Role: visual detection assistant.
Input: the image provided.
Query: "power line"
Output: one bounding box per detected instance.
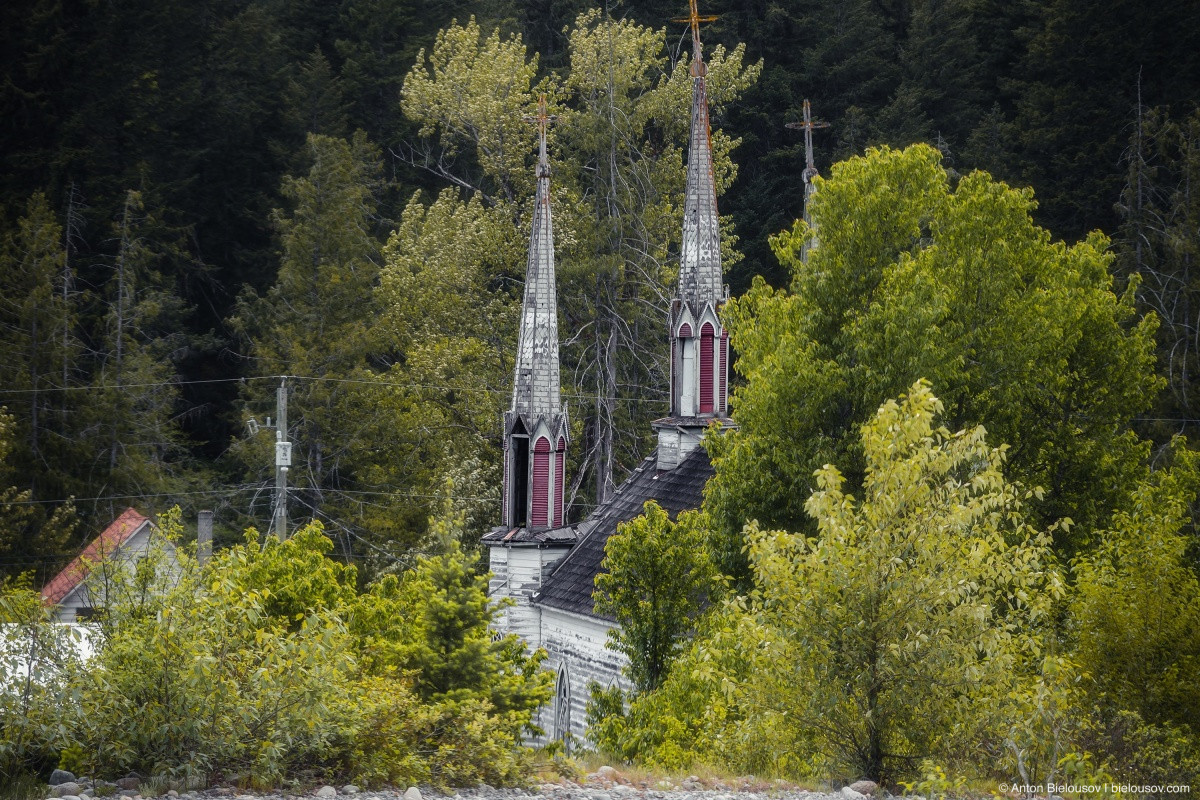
[0,373,670,406]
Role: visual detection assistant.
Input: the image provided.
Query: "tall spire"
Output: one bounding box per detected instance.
[656,2,731,471]
[786,99,829,261]
[512,95,561,417]
[677,0,723,310]
[503,95,569,531]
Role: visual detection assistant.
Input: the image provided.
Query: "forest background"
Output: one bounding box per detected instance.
[2,0,1200,583]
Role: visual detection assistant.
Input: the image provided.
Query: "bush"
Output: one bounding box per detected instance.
[27,510,552,788]
[0,576,89,782]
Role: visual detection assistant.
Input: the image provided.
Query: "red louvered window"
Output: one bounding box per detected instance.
[554,437,566,527]
[719,329,729,413]
[700,322,715,413]
[678,322,692,338]
[532,437,550,527]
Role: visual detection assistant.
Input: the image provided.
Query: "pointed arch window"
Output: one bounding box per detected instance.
[531,436,551,527]
[699,322,715,413]
[555,662,572,749]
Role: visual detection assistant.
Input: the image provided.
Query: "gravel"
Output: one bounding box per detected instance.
[67,782,890,800]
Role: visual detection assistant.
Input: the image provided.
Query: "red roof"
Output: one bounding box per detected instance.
[41,508,150,605]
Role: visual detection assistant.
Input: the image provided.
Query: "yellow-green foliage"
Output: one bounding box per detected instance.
[593,382,1067,783]
[2,512,550,788]
[1071,446,1200,728]
[594,503,719,693]
[0,575,88,780]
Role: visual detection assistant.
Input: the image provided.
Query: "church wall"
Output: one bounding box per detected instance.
[535,605,628,745]
[488,544,575,650]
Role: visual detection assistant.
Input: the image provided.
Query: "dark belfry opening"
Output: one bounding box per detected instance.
[512,433,530,527]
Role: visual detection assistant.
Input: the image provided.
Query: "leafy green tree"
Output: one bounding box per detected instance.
[68,513,357,784]
[396,12,759,505]
[0,573,88,780]
[350,541,552,720]
[707,143,1160,580]
[741,380,1064,782]
[593,501,718,693]
[1071,445,1200,730]
[590,381,1066,782]
[377,188,523,537]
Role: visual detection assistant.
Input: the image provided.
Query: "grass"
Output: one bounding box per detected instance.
[530,748,823,793]
[0,772,45,800]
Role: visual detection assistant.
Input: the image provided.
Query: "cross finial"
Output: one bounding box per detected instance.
[523,94,556,174]
[673,0,718,75]
[786,99,830,181]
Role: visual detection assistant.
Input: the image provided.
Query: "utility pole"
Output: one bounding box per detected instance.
[274,377,290,540]
[197,510,213,565]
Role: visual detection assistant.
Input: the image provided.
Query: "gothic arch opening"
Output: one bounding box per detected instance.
[510,419,529,527]
[554,662,572,748]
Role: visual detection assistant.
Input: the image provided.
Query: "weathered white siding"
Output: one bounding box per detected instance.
[488,544,573,649]
[536,605,629,746]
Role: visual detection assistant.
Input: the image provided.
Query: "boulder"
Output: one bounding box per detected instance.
[841,788,867,800]
[116,778,141,791]
[51,784,83,798]
[50,771,76,787]
[340,787,360,796]
[315,788,338,799]
[849,781,879,796]
[403,788,423,800]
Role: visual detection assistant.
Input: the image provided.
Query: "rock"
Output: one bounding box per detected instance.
[596,767,619,781]
[849,782,879,796]
[340,787,360,796]
[316,788,338,799]
[404,788,423,800]
[841,788,867,800]
[50,770,77,787]
[116,778,141,791]
[51,784,84,798]
[167,793,179,799]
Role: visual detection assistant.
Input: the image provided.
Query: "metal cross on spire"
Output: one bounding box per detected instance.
[786,99,830,182]
[523,94,557,176]
[673,0,718,74]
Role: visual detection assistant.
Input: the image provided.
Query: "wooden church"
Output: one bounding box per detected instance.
[482,4,739,744]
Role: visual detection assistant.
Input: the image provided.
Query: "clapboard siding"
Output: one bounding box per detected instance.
[536,606,628,744]
[488,544,574,649]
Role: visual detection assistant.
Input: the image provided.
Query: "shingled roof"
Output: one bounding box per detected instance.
[533,446,714,619]
[41,507,150,605]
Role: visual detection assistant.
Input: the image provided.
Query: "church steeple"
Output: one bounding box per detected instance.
[503,95,569,530]
[786,99,829,263]
[658,0,731,470]
[677,0,723,310]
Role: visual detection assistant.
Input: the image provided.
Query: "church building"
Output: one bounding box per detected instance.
[482,5,734,745]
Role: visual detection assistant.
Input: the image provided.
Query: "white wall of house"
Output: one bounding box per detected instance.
[52,526,178,622]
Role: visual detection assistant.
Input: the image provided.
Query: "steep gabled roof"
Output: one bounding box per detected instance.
[533,446,714,619]
[41,507,150,605]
